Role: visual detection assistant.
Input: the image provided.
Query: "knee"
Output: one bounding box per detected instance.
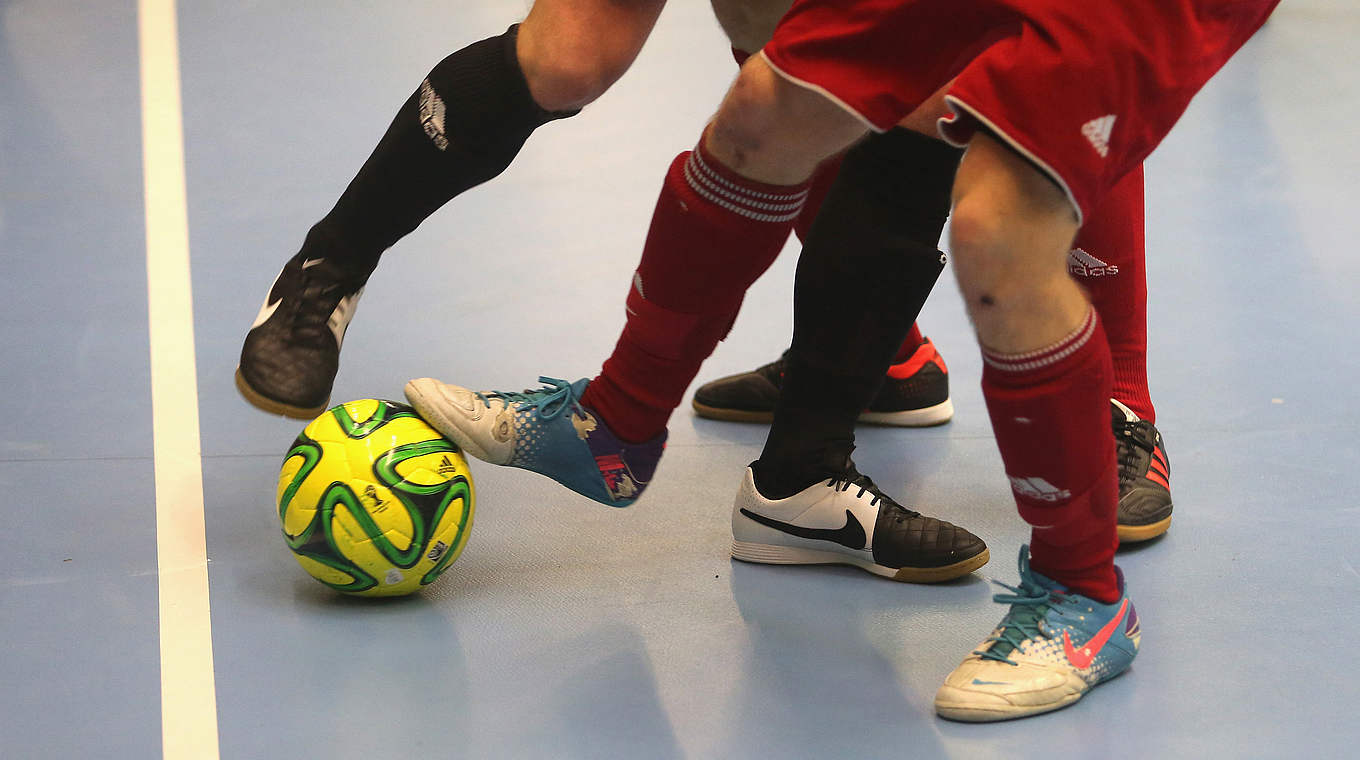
[519,51,627,112]
[516,26,637,111]
[949,190,1017,312]
[708,71,786,172]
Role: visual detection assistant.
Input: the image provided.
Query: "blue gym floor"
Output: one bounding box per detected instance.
[2,1,1357,758]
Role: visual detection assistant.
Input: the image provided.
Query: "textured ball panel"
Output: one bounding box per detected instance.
[277,399,476,597]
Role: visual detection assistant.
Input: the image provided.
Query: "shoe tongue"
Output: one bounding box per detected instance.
[758,356,787,384]
[1024,565,1064,593]
[1015,545,1065,593]
[1110,398,1140,424]
[822,447,855,475]
[569,378,591,398]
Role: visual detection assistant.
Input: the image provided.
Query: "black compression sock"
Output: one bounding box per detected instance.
[305,24,577,271]
[755,129,962,497]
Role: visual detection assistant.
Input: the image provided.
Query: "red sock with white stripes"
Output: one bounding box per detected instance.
[982,307,1120,602]
[1074,166,1153,422]
[581,137,812,443]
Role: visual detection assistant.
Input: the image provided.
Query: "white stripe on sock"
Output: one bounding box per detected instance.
[690,147,811,203]
[682,160,805,223]
[983,308,1098,373]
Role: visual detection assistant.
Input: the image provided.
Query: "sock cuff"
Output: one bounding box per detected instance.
[423,24,576,148]
[681,141,811,223]
[499,24,581,123]
[982,307,1099,374]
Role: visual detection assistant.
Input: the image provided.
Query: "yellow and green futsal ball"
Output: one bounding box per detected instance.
[277,399,475,597]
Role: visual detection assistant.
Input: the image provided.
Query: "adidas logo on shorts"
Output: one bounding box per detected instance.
[1068,247,1120,278]
[1081,114,1116,158]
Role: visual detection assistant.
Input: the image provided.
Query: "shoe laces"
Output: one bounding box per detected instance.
[977,551,1070,665]
[1113,417,1156,487]
[826,471,921,520]
[757,353,789,385]
[474,376,581,420]
[289,262,361,345]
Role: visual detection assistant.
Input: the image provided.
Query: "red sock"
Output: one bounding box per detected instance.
[1072,166,1153,422]
[890,324,926,364]
[982,307,1120,602]
[582,138,812,442]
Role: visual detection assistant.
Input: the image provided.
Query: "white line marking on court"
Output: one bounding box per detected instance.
[138,1,221,757]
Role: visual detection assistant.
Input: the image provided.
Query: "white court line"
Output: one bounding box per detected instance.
[138,1,220,757]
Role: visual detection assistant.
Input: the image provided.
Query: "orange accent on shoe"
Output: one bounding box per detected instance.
[1063,599,1129,669]
[885,337,947,379]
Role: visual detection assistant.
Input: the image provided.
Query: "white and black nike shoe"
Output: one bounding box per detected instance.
[730,466,989,583]
[235,249,371,419]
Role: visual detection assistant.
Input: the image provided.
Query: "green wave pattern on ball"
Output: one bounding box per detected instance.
[278,400,473,593]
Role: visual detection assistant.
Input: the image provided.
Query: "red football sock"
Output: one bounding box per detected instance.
[890,324,926,364]
[582,137,812,442]
[982,307,1120,602]
[1073,166,1153,422]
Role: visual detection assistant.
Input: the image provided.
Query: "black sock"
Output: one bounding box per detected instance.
[754,129,962,499]
[303,24,577,272]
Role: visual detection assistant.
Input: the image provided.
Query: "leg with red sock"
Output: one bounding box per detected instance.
[981,307,1120,601]
[406,136,813,505]
[407,50,872,506]
[1074,166,1174,541]
[691,129,961,427]
[934,134,1139,722]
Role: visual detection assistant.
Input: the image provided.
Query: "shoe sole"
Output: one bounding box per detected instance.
[692,397,954,427]
[935,680,1088,722]
[1117,514,1172,543]
[858,398,954,427]
[730,540,989,583]
[234,367,328,420]
[934,668,1128,722]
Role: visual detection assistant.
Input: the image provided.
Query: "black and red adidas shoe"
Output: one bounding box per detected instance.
[691,338,953,427]
[1112,399,1173,542]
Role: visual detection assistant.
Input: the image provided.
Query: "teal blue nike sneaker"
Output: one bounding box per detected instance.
[405,376,665,507]
[935,545,1141,722]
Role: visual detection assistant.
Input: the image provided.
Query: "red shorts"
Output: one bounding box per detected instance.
[762,0,1278,222]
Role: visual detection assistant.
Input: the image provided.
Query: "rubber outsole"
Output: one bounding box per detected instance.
[730,540,989,584]
[692,397,954,428]
[1116,514,1172,543]
[934,689,1083,723]
[934,667,1129,722]
[234,367,327,420]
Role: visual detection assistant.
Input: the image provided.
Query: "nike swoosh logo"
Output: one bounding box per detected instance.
[301,257,325,269]
[1063,599,1129,669]
[738,508,866,550]
[971,679,1009,686]
[251,298,282,329]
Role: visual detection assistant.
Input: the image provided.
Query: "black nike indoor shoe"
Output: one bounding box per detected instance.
[1112,399,1173,542]
[730,463,988,583]
[235,248,372,419]
[692,338,953,427]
